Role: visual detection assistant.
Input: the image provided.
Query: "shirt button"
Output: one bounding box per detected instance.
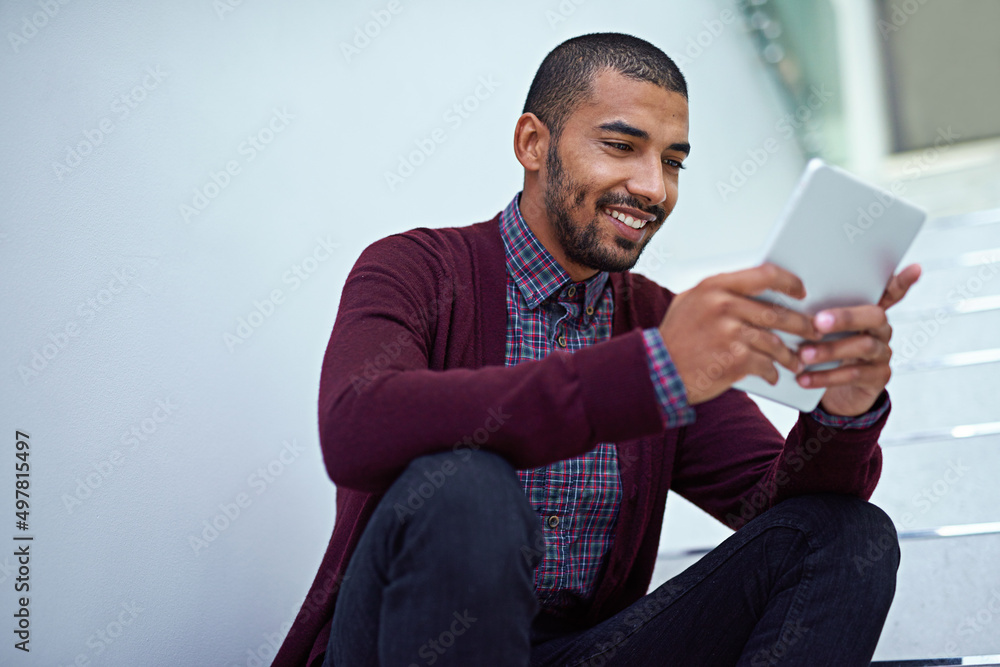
[557,335,567,347]
[546,515,560,528]
[585,306,594,316]
[567,286,576,297]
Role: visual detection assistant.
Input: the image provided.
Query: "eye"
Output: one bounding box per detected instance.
[663,158,687,170]
[603,141,632,152]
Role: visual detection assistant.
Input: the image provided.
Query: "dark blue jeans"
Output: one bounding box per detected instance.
[325,449,899,666]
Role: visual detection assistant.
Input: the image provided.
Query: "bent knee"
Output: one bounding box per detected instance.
[770,495,899,555]
[387,450,537,534]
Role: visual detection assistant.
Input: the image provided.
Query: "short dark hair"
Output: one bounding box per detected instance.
[522,32,687,141]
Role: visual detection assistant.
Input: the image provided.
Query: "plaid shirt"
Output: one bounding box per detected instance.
[499,192,887,614]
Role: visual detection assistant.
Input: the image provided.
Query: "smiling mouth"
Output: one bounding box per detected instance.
[603,207,649,229]
[601,208,652,244]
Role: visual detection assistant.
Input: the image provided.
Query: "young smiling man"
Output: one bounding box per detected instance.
[274,33,920,666]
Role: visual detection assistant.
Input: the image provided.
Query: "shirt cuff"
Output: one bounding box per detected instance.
[808,391,890,429]
[642,327,697,429]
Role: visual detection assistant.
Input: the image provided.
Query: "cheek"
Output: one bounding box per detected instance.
[663,177,680,207]
[569,152,625,189]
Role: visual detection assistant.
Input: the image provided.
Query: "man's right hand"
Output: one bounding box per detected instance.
[658,263,821,405]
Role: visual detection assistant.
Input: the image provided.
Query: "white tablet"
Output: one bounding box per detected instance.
[732,158,927,412]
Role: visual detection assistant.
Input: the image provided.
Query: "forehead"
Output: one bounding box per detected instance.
[566,68,689,139]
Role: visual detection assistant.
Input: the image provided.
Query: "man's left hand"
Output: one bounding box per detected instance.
[795,263,922,417]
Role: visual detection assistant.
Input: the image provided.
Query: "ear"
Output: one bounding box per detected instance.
[513,113,549,172]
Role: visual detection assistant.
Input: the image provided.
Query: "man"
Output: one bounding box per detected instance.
[274,32,920,666]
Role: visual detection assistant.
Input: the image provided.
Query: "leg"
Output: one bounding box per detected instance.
[530,493,899,667]
[735,494,899,666]
[326,449,543,667]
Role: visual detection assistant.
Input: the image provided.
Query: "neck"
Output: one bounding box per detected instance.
[518,187,598,283]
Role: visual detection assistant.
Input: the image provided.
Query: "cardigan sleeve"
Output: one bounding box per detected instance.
[669,387,889,531]
[318,233,665,494]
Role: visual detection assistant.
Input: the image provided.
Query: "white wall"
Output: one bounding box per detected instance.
[0,1,807,664]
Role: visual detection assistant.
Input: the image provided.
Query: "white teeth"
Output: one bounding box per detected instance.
[604,208,647,229]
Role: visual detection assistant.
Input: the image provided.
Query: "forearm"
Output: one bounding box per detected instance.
[732,398,890,529]
[771,397,889,500]
[320,327,664,493]
[671,388,889,531]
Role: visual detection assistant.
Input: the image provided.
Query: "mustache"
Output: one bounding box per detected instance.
[595,193,666,225]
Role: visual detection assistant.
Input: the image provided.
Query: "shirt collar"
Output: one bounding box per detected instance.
[500,192,609,313]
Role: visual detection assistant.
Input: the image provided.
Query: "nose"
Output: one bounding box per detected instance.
[626,153,667,207]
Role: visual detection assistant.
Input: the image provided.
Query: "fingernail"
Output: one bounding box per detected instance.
[815,311,834,332]
[799,375,811,387]
[800,347,816,363]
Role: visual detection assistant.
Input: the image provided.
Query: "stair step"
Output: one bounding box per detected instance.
[891,310,1000,363]
[883,363,998,433]
[879,533,1000,660]
[872,656,1000,666]
[871,434,1000,531]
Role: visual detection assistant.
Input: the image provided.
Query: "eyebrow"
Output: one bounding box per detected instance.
[597,120,691,156]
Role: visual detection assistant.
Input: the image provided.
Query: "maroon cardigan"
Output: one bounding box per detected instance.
[273,212,888,666]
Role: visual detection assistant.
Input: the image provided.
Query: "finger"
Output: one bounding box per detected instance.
[744,349,780,386]
[798,362,891,390]
[712,262,806,300]
[740,324,803,374]
[814,304,887,335]
[871,321,892,344]
[721,336,783,385]
[879,263,922,311]
[723,295,819,341]
[798,334,890,367]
